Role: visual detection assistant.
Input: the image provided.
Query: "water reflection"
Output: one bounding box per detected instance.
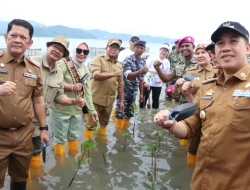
[3,91,193,190]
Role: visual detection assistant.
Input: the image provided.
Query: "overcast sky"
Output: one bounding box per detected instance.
[1,0,249,42]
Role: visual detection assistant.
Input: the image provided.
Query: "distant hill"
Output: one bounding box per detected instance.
[0,20,175,44]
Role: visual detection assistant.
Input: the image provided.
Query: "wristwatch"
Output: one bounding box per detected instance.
[39,125,48,131]
[139,69,143,74]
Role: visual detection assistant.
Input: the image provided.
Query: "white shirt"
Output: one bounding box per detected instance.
[145,55,170,87]
[118,48,134,63]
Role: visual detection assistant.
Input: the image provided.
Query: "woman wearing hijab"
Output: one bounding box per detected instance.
[50,42,98,155]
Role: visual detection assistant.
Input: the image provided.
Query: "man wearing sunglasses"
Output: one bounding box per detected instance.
[29,36,85,167]
[118,36,140,63]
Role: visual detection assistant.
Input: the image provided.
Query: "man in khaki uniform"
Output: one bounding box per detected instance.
[0,19,49,190]
[84,38,124,138]
[154,21,250,190]
[30,36,84,165]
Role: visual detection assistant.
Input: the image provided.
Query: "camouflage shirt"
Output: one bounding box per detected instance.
[168,50,184,68]
[171,55,197,78]
[123,54,146,96]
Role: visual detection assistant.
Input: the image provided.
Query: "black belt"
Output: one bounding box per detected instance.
[0,125,25,131]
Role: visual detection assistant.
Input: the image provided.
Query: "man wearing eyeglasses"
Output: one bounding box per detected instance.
[29,36,85,167]
[118,36,140,63]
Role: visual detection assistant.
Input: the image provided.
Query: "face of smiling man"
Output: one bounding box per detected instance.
[215,31,250,74]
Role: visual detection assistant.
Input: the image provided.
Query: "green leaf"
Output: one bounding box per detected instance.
[96,121,100,128]
[142,182,151,189]
[147,172,153,182]
[152,144,158,152]
[141,145,150,151]
[151,131,159,137]
[77,159,82,165]
[93,130,99,136]
[153,182,162,189]
[82,157,92,164]
[85,142,98,150]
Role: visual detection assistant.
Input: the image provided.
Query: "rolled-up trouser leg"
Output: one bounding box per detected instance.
[188,129,201,155]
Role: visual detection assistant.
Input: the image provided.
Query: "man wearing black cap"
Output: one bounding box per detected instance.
[154,21,250,189]
[118,36,140,63]
[115,40,148,128]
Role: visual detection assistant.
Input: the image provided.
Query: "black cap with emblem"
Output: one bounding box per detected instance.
[211,21,249,43]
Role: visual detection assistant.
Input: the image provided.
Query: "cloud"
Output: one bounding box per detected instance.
[1,0,249,41]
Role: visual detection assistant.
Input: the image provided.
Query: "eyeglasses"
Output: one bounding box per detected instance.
[76,48,90,55]
[51,44,65,55]
[131,39,138,43]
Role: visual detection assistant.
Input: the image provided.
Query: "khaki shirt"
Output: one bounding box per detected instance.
[91,54,123,107]
[187,64,218,97]
[51,58,96,115]
[184,64,250,189]
[0,51,43,128]
[31,55,65,108]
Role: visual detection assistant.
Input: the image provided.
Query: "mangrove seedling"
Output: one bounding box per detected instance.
[130,102,139,138]
[143,172,162,190]
[94,121,107,165]
[68,122,101,187]
[145,74,154,109]
[68,137,98,187]
[151,130,164,149]
[121,129,131,151]
[141,142,158,180]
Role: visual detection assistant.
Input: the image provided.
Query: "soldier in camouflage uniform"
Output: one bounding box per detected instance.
[171,36,197,95]
[168,39,184,68]
[170,36,197,147]
[115,41,148,128]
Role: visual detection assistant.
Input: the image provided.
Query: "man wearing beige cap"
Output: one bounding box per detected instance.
[30,36,85,167]
[84,38,124,138]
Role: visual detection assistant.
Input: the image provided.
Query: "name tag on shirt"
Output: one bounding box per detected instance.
[24,73,37,79]
[232,90,250,98]
[201,95,213,100]
[0,70,8,74]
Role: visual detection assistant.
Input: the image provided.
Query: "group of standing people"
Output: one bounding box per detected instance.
[1,17,249,190]
[154,21,250,189]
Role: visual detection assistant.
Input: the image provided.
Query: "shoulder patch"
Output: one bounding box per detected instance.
[202,78,217,84]
[27,57,40,68]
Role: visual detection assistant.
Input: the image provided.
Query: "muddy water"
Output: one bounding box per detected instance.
[3,93,194,190]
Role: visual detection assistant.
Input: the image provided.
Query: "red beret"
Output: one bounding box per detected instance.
[178,36,195,47]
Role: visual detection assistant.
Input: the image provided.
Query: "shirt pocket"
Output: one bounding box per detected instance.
[226,97,250,132]
[0,71,9,83]
[20,78,36,97]
[45,84,60,106]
